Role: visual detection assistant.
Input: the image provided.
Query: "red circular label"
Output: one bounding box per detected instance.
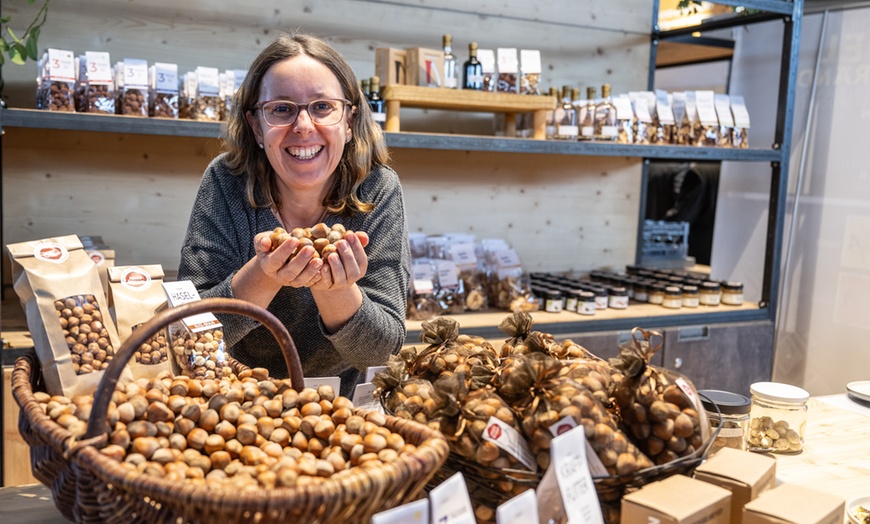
[121,267,152,290]
[556,423,572,435]
[34,242,69,264]
[486,424,502,440]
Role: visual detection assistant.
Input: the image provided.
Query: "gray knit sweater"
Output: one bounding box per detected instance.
[177,154,410,397]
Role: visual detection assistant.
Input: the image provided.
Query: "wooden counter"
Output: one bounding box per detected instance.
[1,394,868,522]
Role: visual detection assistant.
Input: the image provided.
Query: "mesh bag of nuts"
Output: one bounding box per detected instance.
[7,235,133,397]
[372,354,439,430]
[609,328,710,466]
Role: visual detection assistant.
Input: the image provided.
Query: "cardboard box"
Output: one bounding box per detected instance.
[375,48,406,86]
[621,474,731,524]
[694,447,777,524]
[742,483,845,524]
[405,47,444,88]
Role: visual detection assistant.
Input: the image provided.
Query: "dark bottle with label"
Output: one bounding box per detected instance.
[463,42,484,90]
[368,76,386,129]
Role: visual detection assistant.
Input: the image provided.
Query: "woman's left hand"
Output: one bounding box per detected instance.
[309,231,370,291]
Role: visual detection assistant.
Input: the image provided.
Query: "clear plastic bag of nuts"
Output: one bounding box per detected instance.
[114,58,150,117]
[191,66,222,122]
[149,62,180,119]
[168,323,232,380]
[37,48,77,112]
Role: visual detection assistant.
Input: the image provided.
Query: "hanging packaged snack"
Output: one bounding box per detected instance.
[694,90,721,146]
[730,95,751,149]
[714,94,735,147]
[613,94,635,144]
[161,280,232,380]
[609,327,711,465]
[114,58,150,117]
[191,66,222,121]
[496,48,519,94]
[80,51,115,114]
[519,49,542,95]
[37,48,76,112]
[478,48,497,92]
[655,90,676,144]
[631,92,654,145]
[407,258,439,321]
[149,62,179,119]
[7,235,133,397]
[107,265,172,379]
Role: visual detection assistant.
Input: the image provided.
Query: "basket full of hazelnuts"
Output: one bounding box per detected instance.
[12,297,450,524]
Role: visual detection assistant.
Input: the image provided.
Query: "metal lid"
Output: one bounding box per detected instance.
[699,389,751,415]
[750,381,810,404]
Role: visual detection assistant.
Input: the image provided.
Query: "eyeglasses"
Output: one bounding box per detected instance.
[254,98,351,127]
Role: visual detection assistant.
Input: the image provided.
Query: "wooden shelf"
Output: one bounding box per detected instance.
[0,109,782,162]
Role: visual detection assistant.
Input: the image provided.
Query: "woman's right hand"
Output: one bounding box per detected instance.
[254,231,325,288]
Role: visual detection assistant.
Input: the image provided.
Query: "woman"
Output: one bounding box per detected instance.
[178,33,410,397]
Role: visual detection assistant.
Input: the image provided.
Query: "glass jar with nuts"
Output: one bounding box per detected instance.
[699,389,751,456]
[747,382,809,454]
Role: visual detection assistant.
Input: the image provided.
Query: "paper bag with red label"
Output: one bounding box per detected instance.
[7,234,133,397]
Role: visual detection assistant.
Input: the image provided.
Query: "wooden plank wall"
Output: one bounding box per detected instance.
[1,0,651,282]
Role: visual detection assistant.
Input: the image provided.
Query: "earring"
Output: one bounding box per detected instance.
[345,135,351,143]
[259,143,264,149]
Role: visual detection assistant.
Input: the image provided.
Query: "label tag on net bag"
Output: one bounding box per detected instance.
[429,472,475,524]
[482,416,537,472]
[496,489,538,524]
[544,424,604,524]
[371,498,428,524]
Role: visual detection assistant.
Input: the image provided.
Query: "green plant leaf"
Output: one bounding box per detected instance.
[0,16,12,24]
[26,33,39,60]
[10,44,27,65]
[7,27,23,44]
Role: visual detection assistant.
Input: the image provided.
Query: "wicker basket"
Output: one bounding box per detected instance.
[13,297,450,524]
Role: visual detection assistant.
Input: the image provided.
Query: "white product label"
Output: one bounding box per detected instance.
[676,376,709,436]
[580,125,594,137]
[352,382,383,413]
[551,425,604,524]
[496,490,538,524]
[558,125,579,137]
[372,111,386,122]
[153,62,178,93]
[719,426,745,438]
[608,295,629,309]
[565,296,578,312]
[233,69,247,91]
[633,97,652,123]
[163,280,202,306]
[372,498,429,524]
[86,249,106,266]
[482,417,537,472]
[478,49,496,74]
[436,260,460,289]
[449,243,477,266]
[494,249,521,268]
[519,49,542,74]
[600,125,618,137]
[303,376,342,394]
[594,295,608,309]
[695,90,719,126]
[85,51,112,84]
[429,473,476,524]
[547,416,609,477]
[579,300,596,315]
[613,95,634,120]
[714,94,735,127]
[47,48,75,82]
[656,90,676,125]
[33,242,69,264]
[496,48,519,74]
[196,66,220,95]
[731,95,751,128]
[545,297,563,313]
[365,365,388,383]
[412,278,434,295]
[122,58,149,88]
[120,266,153,291]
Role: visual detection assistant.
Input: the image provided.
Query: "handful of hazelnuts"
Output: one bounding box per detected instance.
[268,222,352,259]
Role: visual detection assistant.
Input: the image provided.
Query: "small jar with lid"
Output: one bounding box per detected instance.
[607,286,629,309]
[721,281,744,306]
[662,285,682,309]
[648,283,666,305]
[633,281,649,303]
[700,281,721,306]
[591,287,609,310]
[564,289,579,313]
[699,389,751,456]
[577,290,596,316]
[544,289,564,313]
[681,285,700,308]
[747,382,809,454]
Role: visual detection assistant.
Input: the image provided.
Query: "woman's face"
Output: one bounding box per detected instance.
[247,54,351,197]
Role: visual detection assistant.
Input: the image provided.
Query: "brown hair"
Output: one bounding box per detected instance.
[222,32,390,215]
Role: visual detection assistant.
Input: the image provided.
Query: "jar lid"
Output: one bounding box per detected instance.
[699,389,751,415]
[750,381,810,403]
[579,291,595,299]
[682,285,699,294]
[608,286,627,296]
[701,281,721,291]
[722,281,744,291]
[664,285,682,296]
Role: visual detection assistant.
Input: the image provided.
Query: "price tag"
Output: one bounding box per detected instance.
[656,89,675,125]
[671,92,687,123]
[715,94,735,127]
[482,417,537,472]
[153,62,178,93]
[449,243,477,266]
[196,66,221,95]
[478,49,496,74]
[494,249,521,268]
[695,90,719,126]
[550,425,604,524]
[613,95,634,120]
[365,365,387,383]
[496,48,519,74]
[730,95,751,128]
[85,51,112,84]
[47,48,76,82]
[519,49,542,74]
[352,382,383,413]
[496,490,538,524]
[123,58,149,88]
[303,376,342,394]
[429,473,476,524]
[547,416,609,477]
[633,97,652,123]
[233,69,247,91]
[372,498,428,524]
[436,260,460,289]
[162,280,202,306]
[412,278,435,295]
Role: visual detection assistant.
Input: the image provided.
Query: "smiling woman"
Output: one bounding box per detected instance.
[177,32,411,397]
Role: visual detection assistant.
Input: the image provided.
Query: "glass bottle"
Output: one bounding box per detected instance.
[579,87,596,141]
[545,86,558,140]
[368,76,386,129]
[442,34,458,89]
[553,85,578,141]
[594,83,618,142]
[463,42,483,90]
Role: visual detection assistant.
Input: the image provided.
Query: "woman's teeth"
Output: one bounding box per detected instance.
[288,146,322,160]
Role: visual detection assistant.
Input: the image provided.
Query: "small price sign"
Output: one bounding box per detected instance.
[550,424,603,524]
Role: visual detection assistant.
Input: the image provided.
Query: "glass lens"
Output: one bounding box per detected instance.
[262,101,299,126]
[260,99,347,127]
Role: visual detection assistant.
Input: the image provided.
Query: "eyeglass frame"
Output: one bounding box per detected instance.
[251,98,353,127]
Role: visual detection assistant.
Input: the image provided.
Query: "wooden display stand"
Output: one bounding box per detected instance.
[381,85,556,139]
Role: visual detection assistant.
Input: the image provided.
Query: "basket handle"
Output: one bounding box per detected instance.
[85,297,304,439]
